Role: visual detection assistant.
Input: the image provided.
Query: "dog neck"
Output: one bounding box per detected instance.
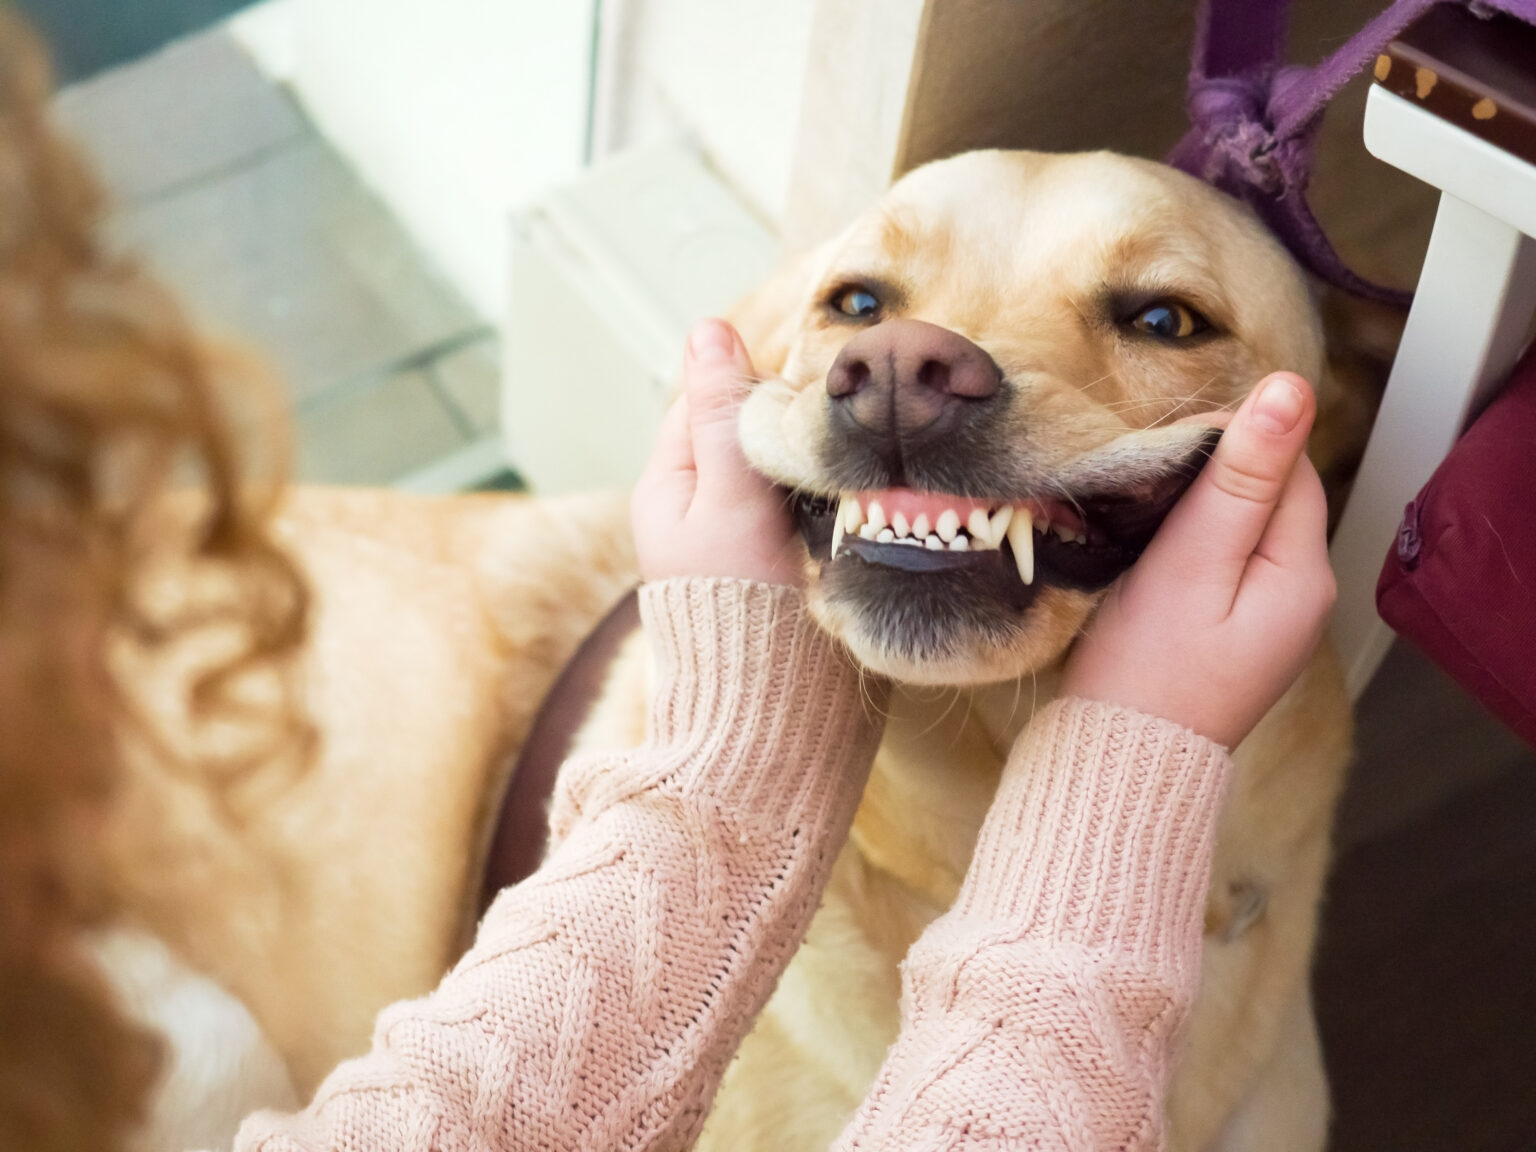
[849,665,1064,910]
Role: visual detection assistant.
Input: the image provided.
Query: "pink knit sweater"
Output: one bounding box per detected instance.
[234,578,1229,1152]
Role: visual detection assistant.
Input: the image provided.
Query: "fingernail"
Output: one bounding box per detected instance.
[687,319,735,363]
[1252,376,1304,434]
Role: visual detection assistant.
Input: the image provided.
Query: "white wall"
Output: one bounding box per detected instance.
[234,0,815,320]
[592,0,814,229]
[237,0,595,322]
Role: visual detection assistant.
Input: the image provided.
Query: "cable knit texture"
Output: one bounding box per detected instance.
[233,579,883,1152]
[231,581,1231,1152]
[832,698,1230,1152]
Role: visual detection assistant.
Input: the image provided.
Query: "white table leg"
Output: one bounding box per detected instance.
[1329,192,1536,699]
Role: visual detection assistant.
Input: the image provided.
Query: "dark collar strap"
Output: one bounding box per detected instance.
[478,587,641,914]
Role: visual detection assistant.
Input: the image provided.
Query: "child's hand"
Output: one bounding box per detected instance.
[1061,373,1336,749]
[632,319,804,587]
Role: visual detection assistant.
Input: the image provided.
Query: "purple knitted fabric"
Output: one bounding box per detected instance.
[1167,0,1536,304]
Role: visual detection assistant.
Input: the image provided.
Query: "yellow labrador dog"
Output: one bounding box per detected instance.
[104,148,1350,1152]
[577,149,1352,1152]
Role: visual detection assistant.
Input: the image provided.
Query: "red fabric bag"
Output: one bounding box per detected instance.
[1376,347,1536,748]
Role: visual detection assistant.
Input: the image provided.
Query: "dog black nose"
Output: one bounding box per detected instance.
[825,319,1002,448]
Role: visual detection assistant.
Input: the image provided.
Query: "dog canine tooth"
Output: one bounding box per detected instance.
[925,534,944,550]
[1006,508,1035,585]
[876,527,895,543]
[967,508,991,546]
[988,505,1013,549]
[831,516,845,558]
[949,535,970,551]
[936,509,960,542]
[892,511,910,538]
[912,513,930,539]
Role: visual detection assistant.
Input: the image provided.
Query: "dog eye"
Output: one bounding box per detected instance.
[830,286,881,320]
[1129,301,1207,339]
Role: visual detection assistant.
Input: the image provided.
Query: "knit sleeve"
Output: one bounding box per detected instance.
[233,578,884,1152]
[832,697,1231,1152]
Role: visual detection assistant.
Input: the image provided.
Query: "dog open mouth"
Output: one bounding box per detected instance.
[792,427,1223,614]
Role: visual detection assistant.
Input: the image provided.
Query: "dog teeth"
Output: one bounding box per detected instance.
[1006,507,1035,585]
[988,506,1013,548]
[825,494,1084,563]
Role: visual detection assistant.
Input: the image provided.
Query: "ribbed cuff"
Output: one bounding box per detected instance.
[639,578,886,829]
[952,697,1231,971]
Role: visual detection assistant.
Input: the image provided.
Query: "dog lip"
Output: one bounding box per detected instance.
[839,533,993,573]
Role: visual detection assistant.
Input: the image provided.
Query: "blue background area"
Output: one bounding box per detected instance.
[16,0,257,82]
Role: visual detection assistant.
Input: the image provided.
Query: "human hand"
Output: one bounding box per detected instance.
[632,318,804,586]
[1061,373,1336,749]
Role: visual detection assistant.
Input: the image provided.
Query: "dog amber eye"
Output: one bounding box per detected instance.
[1130,301,1205,339]
[831,287,881,319]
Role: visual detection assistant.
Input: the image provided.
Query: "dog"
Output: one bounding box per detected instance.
[102,148,1353,1152]
[574,149,1353,1152]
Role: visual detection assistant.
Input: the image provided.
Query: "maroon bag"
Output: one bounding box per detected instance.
[1376,347,1536,748]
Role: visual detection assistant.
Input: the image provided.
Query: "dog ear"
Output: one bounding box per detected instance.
[725,244,830,377]
[1309,288,1406,531]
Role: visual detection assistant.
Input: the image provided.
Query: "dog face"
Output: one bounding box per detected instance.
[739,150,1324,684]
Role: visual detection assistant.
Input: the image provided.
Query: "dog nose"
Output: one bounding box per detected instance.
[825,319,1002,446]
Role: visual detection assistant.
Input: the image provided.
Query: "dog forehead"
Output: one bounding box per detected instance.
[842,151,1237,284]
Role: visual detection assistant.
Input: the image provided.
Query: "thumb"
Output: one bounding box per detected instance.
[1150,373,1316,589]
[683,318,756,495]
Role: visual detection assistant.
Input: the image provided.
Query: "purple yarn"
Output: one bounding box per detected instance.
[1168,0,1536,306]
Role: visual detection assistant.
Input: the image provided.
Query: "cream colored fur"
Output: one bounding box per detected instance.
[581,151,1354,1152]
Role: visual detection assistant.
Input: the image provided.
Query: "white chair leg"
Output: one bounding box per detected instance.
[1329,192,1536,699]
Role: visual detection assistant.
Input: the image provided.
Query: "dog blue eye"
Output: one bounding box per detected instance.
[833,287,881,319]
[1130,302,1204,339]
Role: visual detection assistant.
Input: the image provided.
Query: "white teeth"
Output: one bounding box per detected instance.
[925,534,944,550]
[876,527,895,543]
[843,498,863,533]
[911,513,930,539]
[831,517,845,558]
[967,508,991,545]
[1051,522,1071,542]
[1006,507,1035,585]
[949,535,970,551]
[897,537,921,547]
[989,506,1013,547]
[859,523,877,539]
[892,510,910,538]
[936,509,960,542]
[867,501,887,534]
